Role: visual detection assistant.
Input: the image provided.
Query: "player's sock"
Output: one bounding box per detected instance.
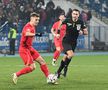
[63,58,71,77]
[57,60,65,78]
[40,64,49,77]
[16,67,33,77]
[53,50,60,60]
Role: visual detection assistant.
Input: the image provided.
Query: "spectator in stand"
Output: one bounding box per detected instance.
[36,1,46,33]
[80,10,88,23]
[66,8,72,18]
[35,0,45,7]
[55,6,64,20]
[45,0,55,33]
[101,1,108,17]
[18,6,26,21]
[80,8,92,25]
[87,9,92,21]
[25,3,34,22]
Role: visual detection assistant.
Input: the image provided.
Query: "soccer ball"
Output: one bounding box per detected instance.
[47,74,58,84]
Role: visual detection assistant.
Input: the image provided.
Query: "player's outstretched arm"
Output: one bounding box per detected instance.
[51,28,56,36]
[25,31,35,36]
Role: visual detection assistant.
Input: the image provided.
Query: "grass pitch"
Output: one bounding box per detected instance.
[0,55,108,90]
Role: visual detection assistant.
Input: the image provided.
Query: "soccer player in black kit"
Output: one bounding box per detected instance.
[56,9,88,78]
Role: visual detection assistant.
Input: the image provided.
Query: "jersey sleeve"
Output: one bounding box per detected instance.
[52,23,56,30]
[23,26,34,36]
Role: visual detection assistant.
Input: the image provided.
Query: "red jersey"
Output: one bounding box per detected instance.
[19,23,40,65]
[52,21,66,41]
[20,22,35,48]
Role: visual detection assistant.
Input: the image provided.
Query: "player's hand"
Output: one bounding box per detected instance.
[35,33,42,37]
[79,30,83,35]
[55,34,60,38]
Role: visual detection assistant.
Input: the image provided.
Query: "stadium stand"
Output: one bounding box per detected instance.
[0,0,108,54]
[70,0,108,24]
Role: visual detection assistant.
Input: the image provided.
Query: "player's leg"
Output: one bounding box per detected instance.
[52,41,62,66]
[31,48,58,84]
[56,42,73,78]
[36,56,49,77]
[12,63,36,84]
[63,59,71,77]
[63,50,74,77]
[56,55,67,78]
[31,48,49,77]
[12,50,35,84]
[12,39,15,55]
[9,40,12,54]
[52,46,61,66]
[10,39,15,55]
[36,56,58,84]
[63,42,76,77]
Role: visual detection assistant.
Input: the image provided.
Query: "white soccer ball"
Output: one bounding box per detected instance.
[47,74,58,84]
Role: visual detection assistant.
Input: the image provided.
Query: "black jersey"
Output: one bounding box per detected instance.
[62,18,86,43]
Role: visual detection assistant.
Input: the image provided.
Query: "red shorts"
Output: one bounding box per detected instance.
[54,39,63,50]
[19,46,40,65]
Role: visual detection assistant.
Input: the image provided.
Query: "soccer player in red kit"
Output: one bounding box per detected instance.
[51,12,66,66]
[12,12,54,84]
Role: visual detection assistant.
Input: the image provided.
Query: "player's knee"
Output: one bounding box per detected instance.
[33,65,36,70]
[68,53,74,59]
[30,64,36,70]
[56,49,61,52]
[67,55,72,59]
[31,66,36,70]
[56,47,62,52]
[39,59,46,65]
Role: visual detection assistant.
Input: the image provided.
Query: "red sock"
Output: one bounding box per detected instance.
[40,64,49,77]
[54,50,60,60]
[16,67,33,77]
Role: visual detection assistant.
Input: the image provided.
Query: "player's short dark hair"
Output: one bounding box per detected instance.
[72,9,80,14]
[30,12,40,17]
[59,10,65,16]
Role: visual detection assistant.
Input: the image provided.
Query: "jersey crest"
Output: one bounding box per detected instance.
[27,28,30,32]
[76,24,81,31]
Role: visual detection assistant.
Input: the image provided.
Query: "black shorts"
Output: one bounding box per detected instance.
[62,41,77,53]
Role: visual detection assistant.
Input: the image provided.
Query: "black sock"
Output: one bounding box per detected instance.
[57,60,65,74]
[63,65,68,77]
[63,58,71,77]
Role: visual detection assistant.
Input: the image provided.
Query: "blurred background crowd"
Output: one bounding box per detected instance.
[0,0,93,34]
[0,0,108,54]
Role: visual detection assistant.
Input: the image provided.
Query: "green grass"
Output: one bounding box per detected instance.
[0,55,108,90]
